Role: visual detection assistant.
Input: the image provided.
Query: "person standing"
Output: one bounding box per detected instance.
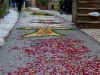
[61,0,72,15]
[12,0,17,7]
[17,0,24,11]
[25,0,31,7]
[67,0,72,14]
[61,0,68,14]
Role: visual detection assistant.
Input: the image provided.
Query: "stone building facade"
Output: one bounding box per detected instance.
[48,0,58,10]
[30,0,35,7]
[30,0,58,10]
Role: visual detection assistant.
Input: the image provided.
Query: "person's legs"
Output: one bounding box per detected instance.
[17,4,20,11]
[63,1,69,15]
[25,1,30,7]
[69,7,72,14]
[67,0,72,15]
[25,1,27,7]
[12,0,17,7]
[27,1,31,7]
[17,1,23,11]
[14,0,18,7]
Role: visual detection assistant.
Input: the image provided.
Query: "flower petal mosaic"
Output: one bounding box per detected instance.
[0,8,100,75]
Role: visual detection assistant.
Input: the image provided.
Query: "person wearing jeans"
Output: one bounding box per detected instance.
[17,0,24,11]
[25,0,31,7]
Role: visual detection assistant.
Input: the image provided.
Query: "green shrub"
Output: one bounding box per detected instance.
[0,8,5,16]
[58,0,62,12]
[3,0,7,9]
[0,0,8,16]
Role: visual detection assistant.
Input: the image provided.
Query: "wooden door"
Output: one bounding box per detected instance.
[76,0,100,29]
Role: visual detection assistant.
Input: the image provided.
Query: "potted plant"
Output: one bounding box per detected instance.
[37,0,48,10]
[0,8,5,18]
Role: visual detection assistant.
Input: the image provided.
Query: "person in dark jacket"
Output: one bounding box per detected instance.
[17,0,24,11]
[61,0,72,15]
[67,0,72,14]
[61,0,68,14]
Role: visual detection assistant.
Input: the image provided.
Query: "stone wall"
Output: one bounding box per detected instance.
[48,0,58,10]
[31,0,59,10]
[31,0,35,7]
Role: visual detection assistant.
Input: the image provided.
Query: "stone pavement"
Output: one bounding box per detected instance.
[81,29,100,43]
[0,8,100,75]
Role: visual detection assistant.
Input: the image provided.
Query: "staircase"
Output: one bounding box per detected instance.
[77,0,100,29]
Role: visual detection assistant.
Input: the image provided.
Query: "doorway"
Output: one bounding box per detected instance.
[52,5,54,10]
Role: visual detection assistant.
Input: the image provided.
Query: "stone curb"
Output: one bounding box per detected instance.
[0,9,19,46]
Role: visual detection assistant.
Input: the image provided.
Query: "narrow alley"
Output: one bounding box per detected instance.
[0,8,100,75]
